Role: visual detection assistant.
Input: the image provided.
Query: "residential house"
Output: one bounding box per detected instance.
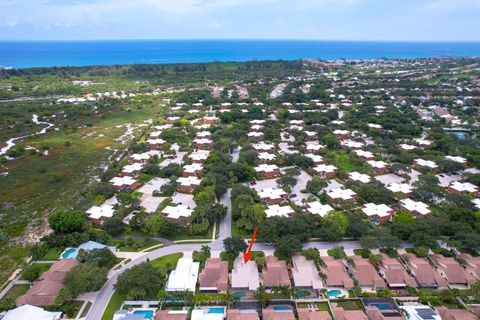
[227,309,260,320]
[457,253,480,282]
[258,188,288,205]
[305,153,324,165]
[349,256,386,291]
[85,204,115,225]
[446,182,479,196]
[3,305,62,320]
[203,116,218,125]
[400,304,441,320]
[120,163,144,177]
[192,138,213,150]
[348,171,372,184]
[326,188,357,208]
[298,309,332,320]
[265,204,295,218]
[386,183,413,198]
[304,201,334,217]
[332,307,368,320]
[252,142,275,153]
[146,138,166,151]
[165,258,200,292]
[313,164,338,179]
[291,255,323,290]
[254,164,281,180]
[362,203,394,224]
[341,140,364,150]
[109,176,141,192]
[354,150,375,160]
[176,176,202,194]
[445,156,468,167]
[199,258,228,292]
[320,256,354,290]
[403,254,448,289]
[231,257,260,291]
[161,205,193,221]
[155,310,188,320]
[367,160,390,175]
[262,256,291,288]
[398,199,430,218]
[263,307,295,320]
[378,255,417,288]
[333,130,351,140]
[429,254,476,288]
[188,150,210,163]
[17,259,79,306]
[436,307,477,320]
[258,152,276,163]
[183,163,205,177]
[413,159,438,172]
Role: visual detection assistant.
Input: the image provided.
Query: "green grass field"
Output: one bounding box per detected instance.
[150,253,183,271]
[101,291,127,320]
[0,284,30,302]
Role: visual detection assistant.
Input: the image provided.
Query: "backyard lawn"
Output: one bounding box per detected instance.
[150,253,183,271]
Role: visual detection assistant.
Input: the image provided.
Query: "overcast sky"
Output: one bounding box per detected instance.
[0,0,479,41]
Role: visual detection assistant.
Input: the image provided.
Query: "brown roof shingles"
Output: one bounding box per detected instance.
[320,256,354,289]
[262,308,295,320]
[349,256,386,289]
[379,254,417,288]
[404,254,447,288]
[436,307,477,320]
[332,307,368,320]
[262,256,291,287]
[227,309,260,320]
[155,310,188,320]
[298,308,332,320]
[199,258,228,291]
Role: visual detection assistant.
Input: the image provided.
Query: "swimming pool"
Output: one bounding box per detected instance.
[371,303,394,310]
[133,310,154,318]
[233,291,246,298]
[272,306,291,312]
[208,307,225,314]
[61,248,77,259]
[327,290,343,298]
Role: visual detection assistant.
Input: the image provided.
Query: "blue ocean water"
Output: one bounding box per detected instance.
[1,40,480,69]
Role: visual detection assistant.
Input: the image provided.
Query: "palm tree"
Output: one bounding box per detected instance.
[255,285,272,309]
[223,292,239,307]
[201,245,211,258]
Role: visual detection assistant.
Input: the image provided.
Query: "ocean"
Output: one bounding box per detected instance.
[1,40,480,69]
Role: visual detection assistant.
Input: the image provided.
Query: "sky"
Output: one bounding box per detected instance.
[0,0,479,41]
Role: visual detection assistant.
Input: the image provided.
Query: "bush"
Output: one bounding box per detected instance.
[22,264,44,282]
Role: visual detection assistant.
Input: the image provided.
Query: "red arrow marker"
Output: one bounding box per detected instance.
[243,226,259,263]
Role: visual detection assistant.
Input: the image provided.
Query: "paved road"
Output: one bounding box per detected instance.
[218,188,232,240]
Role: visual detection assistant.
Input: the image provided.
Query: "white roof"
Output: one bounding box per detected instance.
[251,124,263,131]
[109,176,138,187]
[473,198,480,209]
[183,163,204,174]
[265,205,294,217]
[305,153,323,163]
[253,142,275,151]
[231,257,260,290]
[121,163,143,174]
[196,131,211,138]
[3,305,61,320]
[327,188,357,200]
[130,152,151,161]
[254,164,279,173]
[146,138,165,145]
[149,131,162,138]
[341,140,364,149]
[386,183,413,194]
[193,138,213,144]
[305,131,317,137]
[354,150,375,159]
[414,138,433,146]
[162,205,193,219]
[305,201,334,217]
[400,198,431,216]
[368,160,389,169]
[258,152,276,161]
[414,158,438,169]
[250,119,265,124]
[247,131,264,137]
[368,123,383,129]
[188,150,210,161]
[399,144,417,151]
[348,171,372,184]
[86,204,115,220]
[289,120,304,125]
[400,305,441,320]
[177,176,202,187]
[166,257,200,292]
[448,181,478,193]
[305,141,325,151]
[333,129,350,135]
[362,203,393,218]
[313,164,337,174]
[292,255,323,289]
[258,188,287,200]
[445,155,467,164]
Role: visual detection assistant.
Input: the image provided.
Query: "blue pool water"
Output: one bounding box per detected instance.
[133,310,154,318]
[208,307,225,314]
[371,303,394,310]
[233,291,246,298]
[327,290,343,298]
[61,248,77,259]
[273,306,292,311]
[1,40,480,69]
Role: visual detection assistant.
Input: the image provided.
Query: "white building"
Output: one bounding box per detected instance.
[265,205,295,218]
[399,198,431,217]
[304,201,334,217]
[414,158,439,170]
[162,205,193,220]
[386,183,414,195]
[166,257,200,292]
[348,171,372,184]
[400,304,441,320]
[3,305,61,320]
